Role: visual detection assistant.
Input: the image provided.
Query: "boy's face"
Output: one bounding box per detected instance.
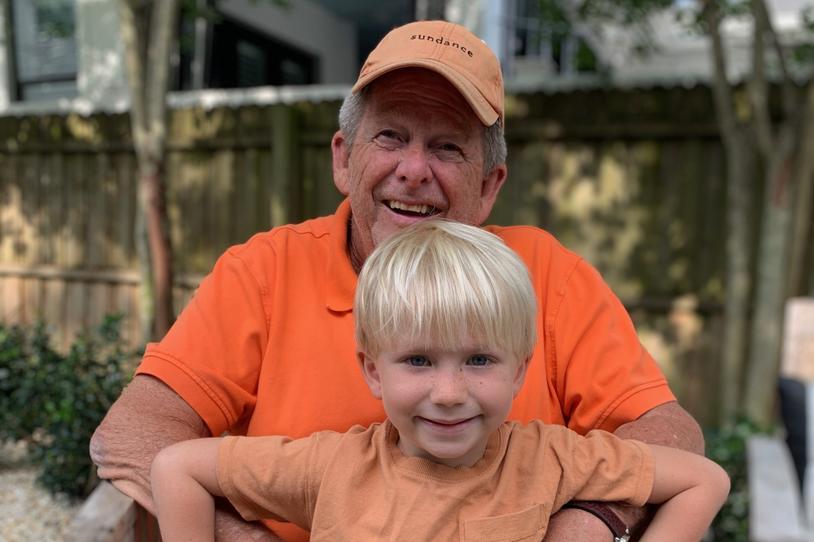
[359,337,529,468]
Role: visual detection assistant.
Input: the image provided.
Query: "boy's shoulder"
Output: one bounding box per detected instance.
[502,421,638,456]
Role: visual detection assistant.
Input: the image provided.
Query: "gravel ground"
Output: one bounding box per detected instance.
[0,441,80,542]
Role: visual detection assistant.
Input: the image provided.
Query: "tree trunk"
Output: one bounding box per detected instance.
[720,130,756,420]
[118,0,179,341]
[703,0,754,421]
[141,160,175,339]
[744,159,793,424]
[787,82,814,297]
[741,0,799,424]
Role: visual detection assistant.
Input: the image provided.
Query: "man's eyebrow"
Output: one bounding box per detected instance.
[374,107,474,137]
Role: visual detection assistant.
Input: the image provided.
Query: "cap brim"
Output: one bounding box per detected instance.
[352,59,499,126]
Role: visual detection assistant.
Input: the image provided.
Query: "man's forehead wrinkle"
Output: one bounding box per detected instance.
[368,72,479,133]
[373,102,472,135]
[369,90,478,138]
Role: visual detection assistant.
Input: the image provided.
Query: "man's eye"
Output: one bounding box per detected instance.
[405,355,430,367]
[435,143,464,161]
[375,130,401,143]
[467,355,491,367]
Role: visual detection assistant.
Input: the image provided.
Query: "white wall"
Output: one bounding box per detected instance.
[1,0,357,114]
[219,0,358,84]
[0,0,127,113]
[75,0,128,110]
[0,6,10,109]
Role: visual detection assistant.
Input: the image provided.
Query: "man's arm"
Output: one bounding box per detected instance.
[543,402,705,541]
[90,374,281,541]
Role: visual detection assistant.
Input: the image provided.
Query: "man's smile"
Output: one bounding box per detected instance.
[386,200,441,218]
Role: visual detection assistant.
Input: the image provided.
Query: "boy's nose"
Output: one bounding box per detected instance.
[429,370,467,406]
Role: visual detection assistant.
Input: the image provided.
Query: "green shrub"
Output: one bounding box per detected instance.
[0,324,35,441]
[0,315,135,499]
[707,417,767,542]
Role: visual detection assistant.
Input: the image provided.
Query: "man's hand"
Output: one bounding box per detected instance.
[544,507,615,541]
[543,401,704,541]
[91,374,280,541]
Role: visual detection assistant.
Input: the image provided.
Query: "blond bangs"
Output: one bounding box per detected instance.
[355,220,536,360]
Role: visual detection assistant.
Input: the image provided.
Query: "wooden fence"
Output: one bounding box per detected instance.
[0,84,733,425]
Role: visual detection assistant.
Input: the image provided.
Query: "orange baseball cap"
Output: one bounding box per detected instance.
[351,20,504,126]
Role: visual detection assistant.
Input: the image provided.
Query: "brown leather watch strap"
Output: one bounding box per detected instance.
[561,501,630,541]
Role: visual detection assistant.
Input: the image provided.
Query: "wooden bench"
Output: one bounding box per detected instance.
[65,482,160,542]
[748,297,814,541]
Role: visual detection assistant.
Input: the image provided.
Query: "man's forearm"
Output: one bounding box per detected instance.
[90,374,211,514]
[91,374,283,541]
[613,401,705,454]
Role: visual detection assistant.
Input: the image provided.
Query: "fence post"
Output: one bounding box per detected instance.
[269,104,302,226]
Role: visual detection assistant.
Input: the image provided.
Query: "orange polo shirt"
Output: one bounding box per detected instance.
[137,198,673,540]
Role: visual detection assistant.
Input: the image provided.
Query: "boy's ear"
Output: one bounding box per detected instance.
[358,351,382,399]
[512,358,531,398]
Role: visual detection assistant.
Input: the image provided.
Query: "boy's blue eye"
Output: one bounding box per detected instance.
[468,355,491,367]
[405,355,430,367]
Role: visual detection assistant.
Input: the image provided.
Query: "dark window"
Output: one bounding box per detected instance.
[177,11,316,90]
[511,0,597,75]
[10,0,78,101]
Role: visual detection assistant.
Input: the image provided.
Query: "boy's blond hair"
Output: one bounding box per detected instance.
[355,220,537,360]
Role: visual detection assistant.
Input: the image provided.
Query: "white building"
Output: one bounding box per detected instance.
[0,0,414,113]
[448,0,814,89]
[1,0,811,115]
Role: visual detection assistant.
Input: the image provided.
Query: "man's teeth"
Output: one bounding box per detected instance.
[389,201,434,215]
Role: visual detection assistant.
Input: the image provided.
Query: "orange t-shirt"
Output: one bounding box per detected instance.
[137,199,673,540]
[217,421,654,541]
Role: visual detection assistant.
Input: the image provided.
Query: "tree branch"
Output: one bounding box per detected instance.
[787,81,814,295]
[703,0,738,151]
[117,0,148,155]
[749,0,773,157]
[753,0,797,116]
[145,0,179,156]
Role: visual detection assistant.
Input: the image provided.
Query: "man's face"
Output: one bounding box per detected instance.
[359,338,528,468]
[332,69,507,265]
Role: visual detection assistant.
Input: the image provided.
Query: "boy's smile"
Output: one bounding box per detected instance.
[359,338,529,468]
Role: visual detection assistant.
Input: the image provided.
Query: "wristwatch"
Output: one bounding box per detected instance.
[562,501,631,542]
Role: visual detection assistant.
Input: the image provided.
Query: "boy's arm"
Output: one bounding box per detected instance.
[151,438,225,542]
[640,444,731,542]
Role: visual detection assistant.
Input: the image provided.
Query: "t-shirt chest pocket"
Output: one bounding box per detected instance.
[460,504,547,542]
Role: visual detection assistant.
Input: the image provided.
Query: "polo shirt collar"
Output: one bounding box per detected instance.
[326,198,357,313]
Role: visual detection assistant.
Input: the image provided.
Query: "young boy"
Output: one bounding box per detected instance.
[151,220,730,542]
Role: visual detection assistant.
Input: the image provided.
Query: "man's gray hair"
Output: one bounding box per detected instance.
[338,89,507,176]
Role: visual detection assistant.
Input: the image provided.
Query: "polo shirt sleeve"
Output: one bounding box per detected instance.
[217,431,342,528]
[136,242,272,436]
[552,259,675,434]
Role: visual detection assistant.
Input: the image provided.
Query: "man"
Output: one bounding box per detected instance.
[91,20,703,542]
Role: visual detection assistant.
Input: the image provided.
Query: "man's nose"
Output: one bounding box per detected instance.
[395,145,431,188]
[430,369,467,406]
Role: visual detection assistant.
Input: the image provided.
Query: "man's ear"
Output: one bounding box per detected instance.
[512,357,531,398]
[332,130,351,195]
[358,351,382,399]
[476,163,507,224]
